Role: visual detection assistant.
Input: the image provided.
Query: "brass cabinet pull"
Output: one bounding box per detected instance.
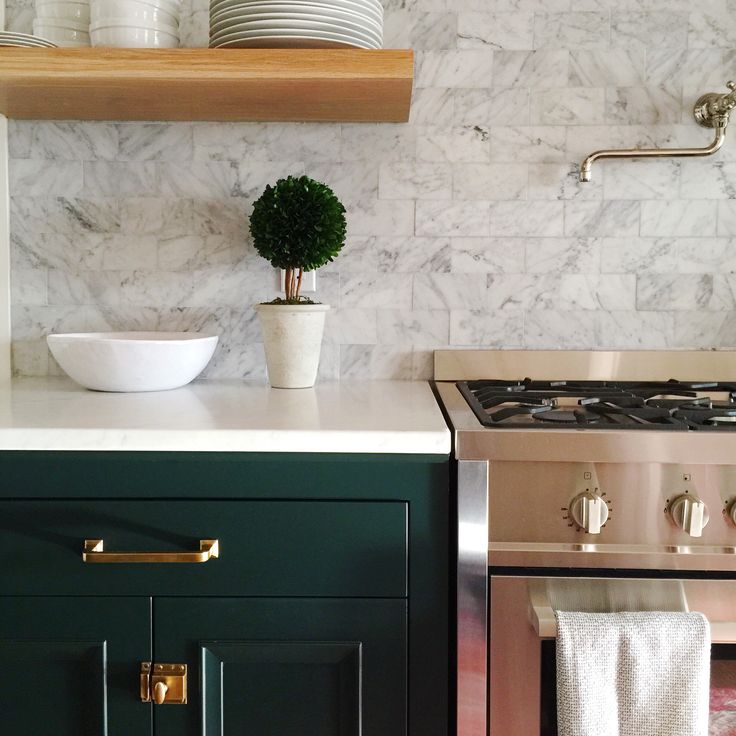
[140,663,187,704]
[82,538,219,563]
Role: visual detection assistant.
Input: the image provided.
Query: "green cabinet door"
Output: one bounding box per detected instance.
[154,598,407,736]
[0,597,151,735]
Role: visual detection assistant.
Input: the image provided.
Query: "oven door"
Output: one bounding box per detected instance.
[490,576,736,736]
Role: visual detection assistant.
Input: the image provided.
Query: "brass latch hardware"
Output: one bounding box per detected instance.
[140,662,187,704]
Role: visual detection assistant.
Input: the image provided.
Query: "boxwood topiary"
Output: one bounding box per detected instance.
[250,175,347,304]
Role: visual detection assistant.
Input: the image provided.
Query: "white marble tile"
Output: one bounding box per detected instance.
[265,124,341,163]
[490,126,567,162]
[379,162,452,200]
[376,309,450,345]
[528,163,603,200]
[641,200,717,237]
[454,88,531,127]
[10,267,46,306]
[340,273,414,309]
[11,305,84,340]
[637,274,736,311]
[83,162,158,197]
[530,87,605,125]
[596,310,674,348]
[340,345,414,380]
[489,201,565,236]
[10,161,83,197]
[493,50,569,87]
[568,50,646,87]
[158,235,242,271]
[340,124,416,162]
[611,11,689,49]
[533,12,610,49]
[605,87,682,125]
[458,11,534,49]
[565,201,640,236]
[180,266,265,308]
[450,237,526,273]
[671,312,736,348]
[645,49,686,93]
[718,201,736,236]
[689,6,736,48]
[385,10,458,48]
[119,198,193,237]
[347,200,416,237]
[8,121,32,158]
[524,309,598,347]
[375,237,452,273]
[600,237,679,273]
[192,122,270,161]
[80,234,158,271]
[117,123,193,161]
[11,340,49,377]
[677,238,736,273]
[307,162,379,207]
[157,161,236,198]
[413,273,488,309]
[680,161,736,199]
[603,159,681,200]
[415,50,494,88]
[416,125,491,163]
[452,162,527,200]
[29,122,118,160]
[449,309,524,346]
[525,237,601,273]
[416,201,490,237]
[324,308,378,345]
[410,89,455,126]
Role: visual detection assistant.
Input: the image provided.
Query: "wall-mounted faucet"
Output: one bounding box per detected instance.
[578,81,735,182]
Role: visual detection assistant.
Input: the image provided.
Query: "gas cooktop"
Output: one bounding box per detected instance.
[458,379,736,430]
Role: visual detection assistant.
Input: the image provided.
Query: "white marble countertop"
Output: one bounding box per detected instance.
[0,378,451,454]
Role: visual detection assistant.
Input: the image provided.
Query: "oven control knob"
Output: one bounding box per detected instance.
[728,500,736,526]
[569,491,609,534]
[669,495,710,537]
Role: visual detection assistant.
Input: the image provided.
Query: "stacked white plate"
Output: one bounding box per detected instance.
[209,0,383,49]
[90,0,181,47]
[34,0,90,45]
[0,31,57,46]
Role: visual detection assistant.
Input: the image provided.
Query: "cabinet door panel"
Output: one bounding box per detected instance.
[155,598,406,736]
[0,597,151,735]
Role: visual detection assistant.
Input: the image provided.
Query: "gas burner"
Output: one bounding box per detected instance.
[457,379,736,431]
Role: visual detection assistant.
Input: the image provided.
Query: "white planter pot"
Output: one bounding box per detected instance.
[256,303,329,389]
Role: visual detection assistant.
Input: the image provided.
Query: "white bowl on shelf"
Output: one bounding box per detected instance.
[47,332,219,393]
[90,21,179,46]
[33,20,90,44]
[35,0,90,22]
[91,0,179,27]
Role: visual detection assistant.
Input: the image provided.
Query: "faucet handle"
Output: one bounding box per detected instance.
[727,81,736,92]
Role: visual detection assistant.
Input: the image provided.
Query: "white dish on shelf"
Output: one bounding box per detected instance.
[47,332,219,392]
[90,22,179,46]
[210,7,382,37]
[0,31,58,46]
[211,29,376,48]
[35,1,90,22]
[91,0,179,26]
[210,0,381,25]
[210,0,382,23]
[33,20,90,44]
[210,18,380,45]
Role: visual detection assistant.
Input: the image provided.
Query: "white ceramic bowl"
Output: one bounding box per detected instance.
[35,1,90,22]
[90,22,178,45]
[33,20,90,44]
[91,0,179,27]
[47,332,218,392]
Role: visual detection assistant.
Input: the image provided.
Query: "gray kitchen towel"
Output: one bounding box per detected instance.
[555,611,711,736]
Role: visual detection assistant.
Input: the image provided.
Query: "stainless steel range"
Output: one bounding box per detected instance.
[433,350,736,736]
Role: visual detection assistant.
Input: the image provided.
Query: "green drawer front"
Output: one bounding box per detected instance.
[0,500,407,597]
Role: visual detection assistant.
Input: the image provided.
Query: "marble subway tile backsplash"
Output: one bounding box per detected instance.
[6,0,736,379]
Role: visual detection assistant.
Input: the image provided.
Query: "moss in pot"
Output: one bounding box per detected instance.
[250,175,346,389]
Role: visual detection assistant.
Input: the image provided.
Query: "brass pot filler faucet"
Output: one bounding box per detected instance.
[579,81,736,182]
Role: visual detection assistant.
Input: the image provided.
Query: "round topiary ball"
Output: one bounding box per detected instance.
[250,175,347,273]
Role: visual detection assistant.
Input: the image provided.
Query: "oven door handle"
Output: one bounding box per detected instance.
[529,598,736,644]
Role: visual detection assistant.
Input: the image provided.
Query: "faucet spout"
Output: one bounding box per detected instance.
[578,124,726,183]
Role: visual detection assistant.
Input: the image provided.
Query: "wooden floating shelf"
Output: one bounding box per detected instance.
[0,47,414,122]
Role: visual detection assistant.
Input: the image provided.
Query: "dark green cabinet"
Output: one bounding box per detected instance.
[0,452,448,736]
[0,597,151,735]
[156,598,407,736]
